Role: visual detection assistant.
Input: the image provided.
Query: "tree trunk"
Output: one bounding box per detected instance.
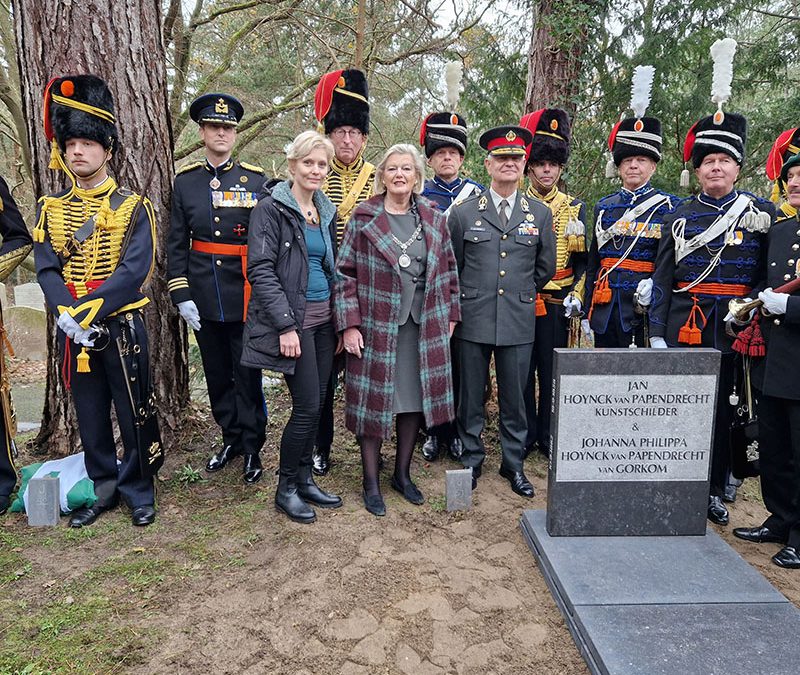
[13,0,188,455]
[524,0,603,116]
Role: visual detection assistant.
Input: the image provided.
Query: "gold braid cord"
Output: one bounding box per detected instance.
[0,245,32,283]
[324,156,374,244]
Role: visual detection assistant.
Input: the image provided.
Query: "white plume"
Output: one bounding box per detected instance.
[629,65,655,119]
[445,61,463,111]
[710,38,737,105]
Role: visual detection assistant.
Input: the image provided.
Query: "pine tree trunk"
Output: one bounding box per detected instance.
[524,1,602,116]
[13,0,188,455]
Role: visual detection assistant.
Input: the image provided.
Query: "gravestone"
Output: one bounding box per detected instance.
[4,305,47,360]
[445,468,472,511]
[547,348,720,536]
[27,476,60,526]
[14,282,45,310]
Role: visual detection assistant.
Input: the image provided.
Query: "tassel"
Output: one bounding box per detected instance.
[678,296,705,345]
[49,139,61,170]
[594,275,612,304]
[605,156,617,179]
[680,168,691,189]
[733,313,766,357]
[567,234,578,252]
[770,182,782,204]
[94,196,113,230]
[76,347,91,373]
[535,295,546,317]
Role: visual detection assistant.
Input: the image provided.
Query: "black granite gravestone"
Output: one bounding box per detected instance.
[547,348,720,536]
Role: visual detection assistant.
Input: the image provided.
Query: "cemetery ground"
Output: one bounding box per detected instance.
[1,363,799,675]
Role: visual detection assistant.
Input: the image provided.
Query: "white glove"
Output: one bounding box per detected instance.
[635,278,653,307]
[57,311,84,340]
[562,294,582,317]
[580,319,592,340]
[723,298,755,325]
[758,288,789,316]
[649,337,668,349]
[177,300,202,331]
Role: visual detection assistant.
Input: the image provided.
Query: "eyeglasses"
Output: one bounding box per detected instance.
[331,128,363,140]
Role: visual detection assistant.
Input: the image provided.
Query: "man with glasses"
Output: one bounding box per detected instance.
[312,68,374,476]
[448,125,556,495]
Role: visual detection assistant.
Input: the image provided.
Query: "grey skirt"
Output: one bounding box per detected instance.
[392,319,423,414]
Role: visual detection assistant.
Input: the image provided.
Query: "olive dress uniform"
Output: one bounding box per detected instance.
[0,176,33,514]
[450,188,556,476]
[167,158,268,459]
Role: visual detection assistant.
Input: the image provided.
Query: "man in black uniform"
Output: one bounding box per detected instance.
[35,74,157,527]
[0,176,33,515]
[518,108,587,458]
[418,109,482,462]
[449,125,556,495]
[167,93,267,484]
[734,129,800,568]
[650,81,773,525]
[312,69,374,476]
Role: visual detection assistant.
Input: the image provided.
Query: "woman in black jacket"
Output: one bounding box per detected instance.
[242,130,341,523]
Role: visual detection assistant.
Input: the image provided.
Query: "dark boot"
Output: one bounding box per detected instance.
[275,475,316,524]
[421,435,439,461]
[297,464,342,509]
[311,446,331,476]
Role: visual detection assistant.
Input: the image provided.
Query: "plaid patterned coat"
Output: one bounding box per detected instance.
[334,194,461,439]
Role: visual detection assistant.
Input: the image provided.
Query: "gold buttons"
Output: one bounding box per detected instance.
[500,251,507,258]
[499,270,506,277]
[498,289,504,295]
[794,244,799,251]
[501,234,508,240]
[790,259,796,265]
[214,230,221,236]
[771,262,777,267]
[473,236,479,241]
[214,216,220,223]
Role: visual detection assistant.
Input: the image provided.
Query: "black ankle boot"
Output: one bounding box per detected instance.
[275,476,316,524]
[297,465,342,509]
[311,446,331,476]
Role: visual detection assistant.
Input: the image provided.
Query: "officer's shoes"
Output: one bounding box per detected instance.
[131,505,156,527]
[772,546,800,569]
[421,435,439,461]
[499,465,535,498]
[206,444,239,472]
[243,454,263,484]
[69,501,116,528]
[447,437,464,461]
[707,496,729,525]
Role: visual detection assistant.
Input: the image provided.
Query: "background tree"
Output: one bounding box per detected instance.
[12,0,186,454]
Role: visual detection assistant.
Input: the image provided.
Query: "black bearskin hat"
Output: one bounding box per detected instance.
[46,75,118,152]
[314,69,370,135]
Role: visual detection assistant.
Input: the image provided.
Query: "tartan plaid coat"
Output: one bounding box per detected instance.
[334,194,461,439]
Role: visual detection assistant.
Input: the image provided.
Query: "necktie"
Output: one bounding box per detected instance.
[499,199,509,228]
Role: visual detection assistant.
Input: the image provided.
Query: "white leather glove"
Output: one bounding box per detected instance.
[57,311,84,340]
[635,278,653,307]
[562,294,582,317]
[649,336,668,349]
[580,319,592,340]
[177,300,202,331]
[758,288,789,316]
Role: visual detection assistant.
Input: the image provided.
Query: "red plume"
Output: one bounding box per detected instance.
[314,69,344,123]
[519,109,544,160]
[766,127,799,181]
[419,113,432,146]
[683,122,699,163]
[608,119,622,152]
[42,76,60,141]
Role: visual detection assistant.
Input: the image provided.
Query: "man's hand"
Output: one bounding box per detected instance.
[759,288,789,316]
[563,294,582,317]
[57,311,84,340]
[177,300,201,331]
[635,278,653,307]
[649,336,668,349]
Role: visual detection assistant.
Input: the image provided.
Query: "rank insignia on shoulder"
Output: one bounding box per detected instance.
[239,161,265,175]
[520,196,529,211]
[177,160,204,175]
[240,176,248,183]
[478,195,488,211]
[116,187,134,197]
[525,213,534,222]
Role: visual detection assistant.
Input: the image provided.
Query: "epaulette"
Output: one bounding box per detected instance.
[177,160,205,175]
[239,161,265,175]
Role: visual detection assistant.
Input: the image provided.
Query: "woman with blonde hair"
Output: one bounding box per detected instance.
[334,143,460,515]
[242,130,342,523]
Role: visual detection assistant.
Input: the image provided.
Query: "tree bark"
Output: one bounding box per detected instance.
[13,0,188,455]
[524,0,603,116]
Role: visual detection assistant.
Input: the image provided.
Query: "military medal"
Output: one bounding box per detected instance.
[209,177,221,190]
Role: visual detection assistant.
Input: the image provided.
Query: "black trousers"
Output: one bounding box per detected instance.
[593,305,647,348]
[60,314,153,508]
[426,337,460,443]
[0,414,15,501]
[756,391,800,548]
[315,354,342,452]
[195,319,266,454]
[456,339,531,474]
[709,352,736,498]
[525,299,568,451]
[280,322,336,480]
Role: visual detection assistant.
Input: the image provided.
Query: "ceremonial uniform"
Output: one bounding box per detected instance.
[0,176,33,514]
[451,126,556,483]
[313,68,374,474]
[167,93,267,481]
[585,183,674,346]
[650,58,771,525]
[519,108,587,455]
[421,176,482,212]
[35,73,158,526]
